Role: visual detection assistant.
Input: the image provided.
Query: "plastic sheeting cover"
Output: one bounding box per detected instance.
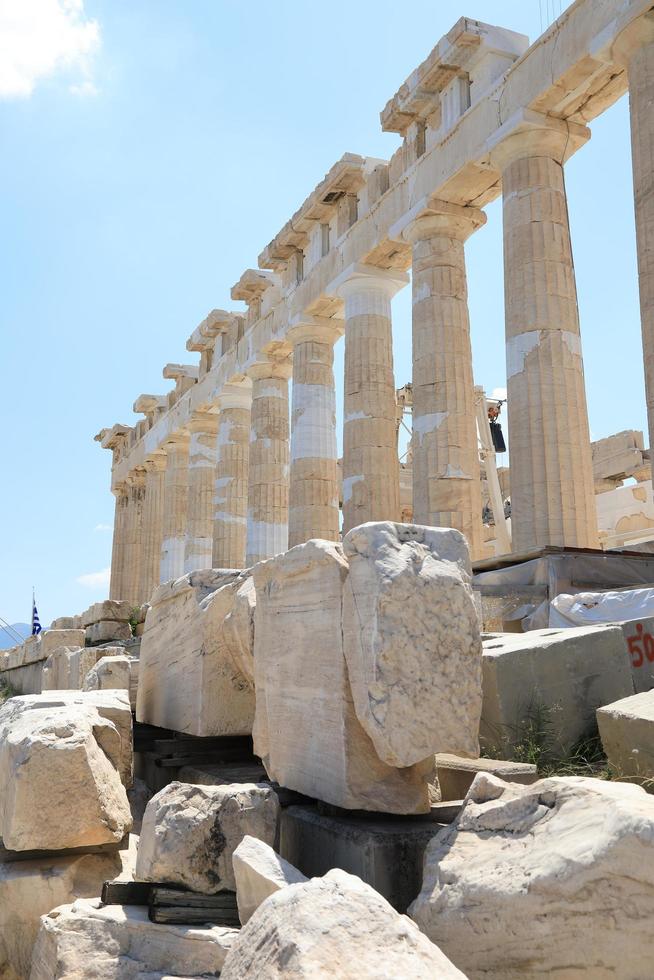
[550,587,654,627]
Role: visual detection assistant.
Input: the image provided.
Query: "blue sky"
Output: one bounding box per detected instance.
[0,0,642,628]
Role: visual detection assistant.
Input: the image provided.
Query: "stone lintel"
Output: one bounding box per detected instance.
[487,108,590,170]
[231,269,275,304]
[95,425,132,451]
[610,9,654,67]
[403,199,487,243]
[381,17,528,134]
[258,154,371,270]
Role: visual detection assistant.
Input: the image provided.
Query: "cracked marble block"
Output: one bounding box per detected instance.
[135,569,254,736]
[342,522,482,768]
[410,773,654,978]
[253,538,435,814]
[135,781,279,894]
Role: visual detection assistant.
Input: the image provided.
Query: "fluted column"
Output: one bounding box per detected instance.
[123,468,146,606]
[405,205,485,559]
[140,454,166,601]
[335,265,407,533]
[184,412,219,573]
[491,117,598,551]
[246,360,291,565]
[109,483,129,600]
[212,383,251,569]
[160,434,190,582]
[617,15,654,487]
[287,318,341,547]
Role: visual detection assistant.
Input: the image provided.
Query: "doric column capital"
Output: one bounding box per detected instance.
[143,453,167,473]
[216,382,252,412]
[246,357,293,383]
[488,109,590,171]
[404,201,486,244]
[329,263,409,302]
[286,314,344,348]
[126,466,147,488]
[612,11,654,68]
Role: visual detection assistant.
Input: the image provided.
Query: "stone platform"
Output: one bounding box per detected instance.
[279,803,460,914]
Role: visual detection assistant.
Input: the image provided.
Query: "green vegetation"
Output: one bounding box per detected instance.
[128,607,141,637]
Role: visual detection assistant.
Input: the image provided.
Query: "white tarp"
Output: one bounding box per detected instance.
[549,588,654,627]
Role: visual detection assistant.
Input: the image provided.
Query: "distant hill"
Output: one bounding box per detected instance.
[0,622,31,650]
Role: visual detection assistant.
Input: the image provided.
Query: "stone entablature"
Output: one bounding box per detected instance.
[97,0,654,603]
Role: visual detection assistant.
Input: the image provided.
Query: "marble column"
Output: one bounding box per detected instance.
[140,454,166,601]
[246,360,291,565]
[405,205,485,559]
[336,266,407,533]
[491,119,599,551]
[123,468,146,606]
[184,412,219,573]
[109,483,129,600]
[617,15,654,487]
[287,318,341,547]
[212,384,251,569]
[160,434,190,582]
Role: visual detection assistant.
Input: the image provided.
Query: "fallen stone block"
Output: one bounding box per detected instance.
[14,690,133,788]
[86,620,132,645]
[135,781,279,893]
[481,626,634,758]
[342,522,482,767]
[41,646,81,692]
[221,868,466,979]
[30,898,238,980]
[597,690,654,785]
[221,574,256,688]
[253,539,434,814]
[618,616,654,693]
[233,835,307,924]
[82,655,130,694]
[434,753,538,801]
[50,617,77,630]
[41,630,86,657]
[0,694,132,851]
[410,773,654,977]
[136,569,254,736]
[0,847,132,979]
[80,600,133,628]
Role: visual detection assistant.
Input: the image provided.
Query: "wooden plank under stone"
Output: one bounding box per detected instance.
[101,881,152,906]
[150,887,238,909]
[149,905,241,927]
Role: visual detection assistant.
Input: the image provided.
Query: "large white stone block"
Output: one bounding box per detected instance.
[232,835,307,925]
[0,692,132,850]
[82,655,131,694]
[85,621,132,644]
[481,626,634,757]
[597,690,654,783]
[221,574,256,688]
[135,781,279,894]
[136,569,254,736]
[253,539,434,813]
[81,600,134,628]
[342,522,482,767]
[410,773,654,977]
[41,647,81,692]
[30,898,238,980]
[221,868,466,979]
[40,630,86,657]
[0,848,132,980]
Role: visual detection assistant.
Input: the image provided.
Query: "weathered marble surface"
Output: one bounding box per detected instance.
[253,539,434,813]
[82,655,131,694]
[81,600,133,628]
[0,847,133,980]
[136,569,254,736]
[597,689,654,784]
[135,781,279,894]
[30,898,238,980]
[0,693,132,851]
[410,773,654,977]
[342,522,482,767]
[221,868,467,979]
[220,574,256,687]
[232,835,307,925]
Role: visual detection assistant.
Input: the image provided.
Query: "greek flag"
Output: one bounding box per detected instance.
[31,597,42,636]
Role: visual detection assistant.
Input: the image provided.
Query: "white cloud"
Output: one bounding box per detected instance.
[0,0,100,99]
[94,522,112,532]
[76,567,110,589]
[491,386,507,402]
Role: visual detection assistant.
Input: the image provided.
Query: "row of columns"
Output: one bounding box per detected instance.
[109,16,654,604]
